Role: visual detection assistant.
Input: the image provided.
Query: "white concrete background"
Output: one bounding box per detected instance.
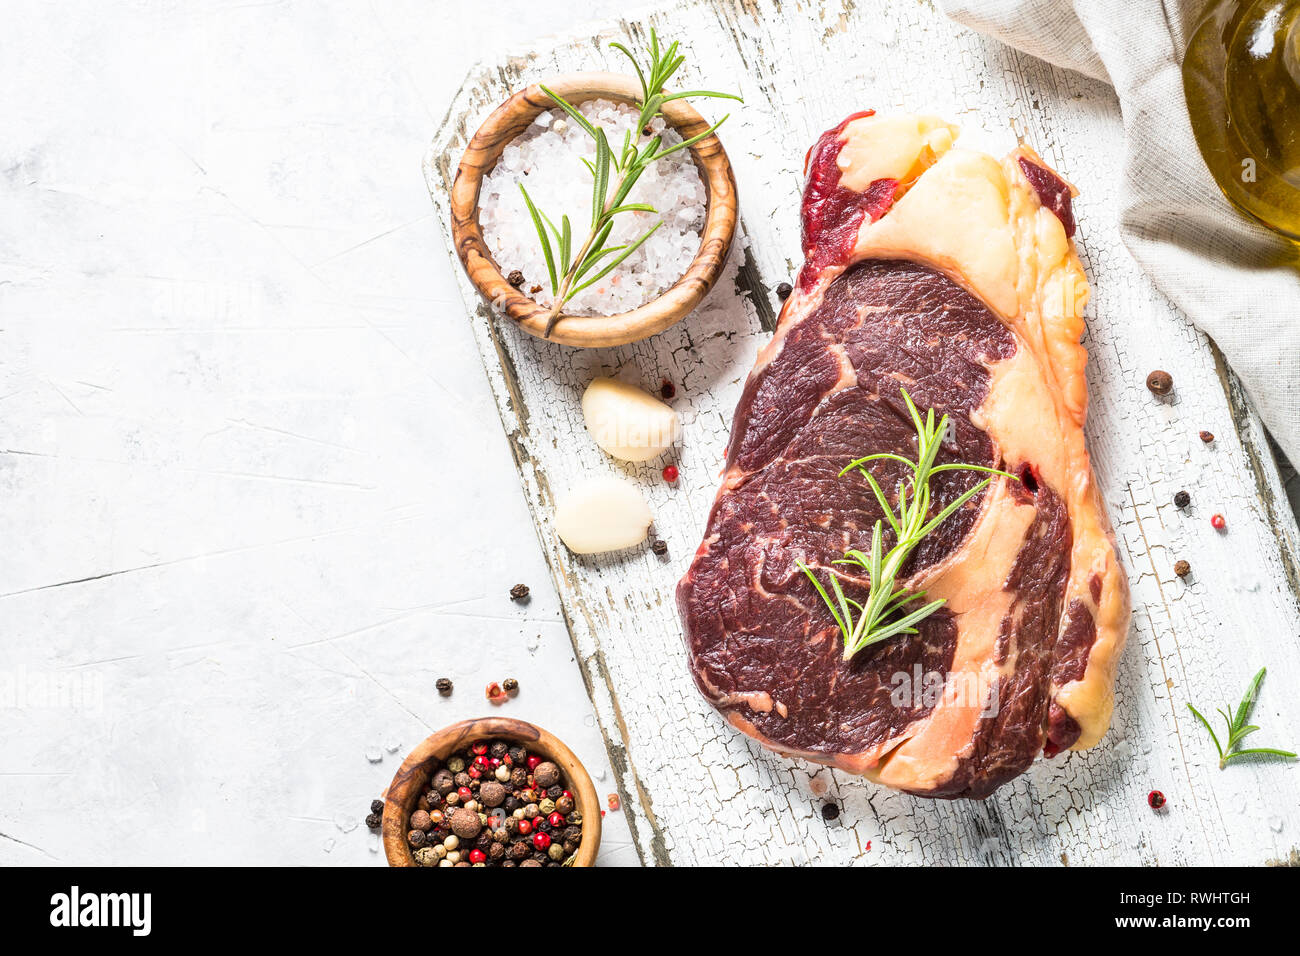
[0,0,639,865]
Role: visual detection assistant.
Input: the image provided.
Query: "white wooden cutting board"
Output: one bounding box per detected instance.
[426,0,1300,865]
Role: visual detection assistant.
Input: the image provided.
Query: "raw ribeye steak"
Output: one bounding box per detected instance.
[678,113,1130,798]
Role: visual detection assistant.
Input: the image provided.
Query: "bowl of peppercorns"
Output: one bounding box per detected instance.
[381,716,601,867]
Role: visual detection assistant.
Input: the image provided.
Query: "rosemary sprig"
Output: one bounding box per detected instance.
[797,389,1017,661]
[518,29,741,336]
[1187,667,1297,769]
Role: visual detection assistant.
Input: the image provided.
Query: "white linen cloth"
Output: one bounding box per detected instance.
[940,0,1300,466]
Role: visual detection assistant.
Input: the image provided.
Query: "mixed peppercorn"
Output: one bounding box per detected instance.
[1141,371,1228,575]
[399,738,584,867]
[1145,369,1174,396]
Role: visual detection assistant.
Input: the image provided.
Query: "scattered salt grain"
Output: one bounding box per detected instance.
[365,747,383,764]
[480,98,706,316]
[384,739,402,754]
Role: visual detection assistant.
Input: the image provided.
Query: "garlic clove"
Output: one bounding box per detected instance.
[554,475,653,554]
[581,377,680,463]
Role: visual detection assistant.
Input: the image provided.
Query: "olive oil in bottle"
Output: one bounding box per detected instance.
[1183,0,1300,240]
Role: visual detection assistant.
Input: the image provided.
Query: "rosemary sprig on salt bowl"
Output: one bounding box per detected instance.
[448,31,741,348]
[524,34,739,335]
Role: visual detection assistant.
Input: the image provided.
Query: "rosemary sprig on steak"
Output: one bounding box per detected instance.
[1187,668,1297,769]
[519,30,740,336]
[797,388,1016,661]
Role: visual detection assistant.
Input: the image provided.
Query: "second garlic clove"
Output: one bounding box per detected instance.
[554,475,653,554]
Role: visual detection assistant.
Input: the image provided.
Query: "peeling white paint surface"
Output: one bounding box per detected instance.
[427,0,1300,865]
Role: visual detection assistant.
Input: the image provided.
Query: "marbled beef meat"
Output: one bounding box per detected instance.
[678,113,1130,798]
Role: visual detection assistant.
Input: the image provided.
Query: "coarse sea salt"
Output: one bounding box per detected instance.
[479,99,707,316]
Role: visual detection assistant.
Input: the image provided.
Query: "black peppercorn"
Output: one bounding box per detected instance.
[436,677,453,696]
[1173,490,1190,508]
[370,798,384,815]
[547,784,563,800]
[503,677,519,694]
[407,829,427,848]
[651,538,668,556]
[775,281,793,300]
[507,269,524,287]
[660,379,676,400]
[821,802,840,821]
[432,768,455,795]
[489,740,509,760]
[365,812,382,829]
[510,583,530,601]
[508,745,526,765]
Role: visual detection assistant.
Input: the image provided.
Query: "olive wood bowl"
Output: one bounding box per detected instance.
[382,716,602,867]
[449,70,738,348]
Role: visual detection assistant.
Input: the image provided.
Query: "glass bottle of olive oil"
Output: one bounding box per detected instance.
[1183,0,1300,240]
